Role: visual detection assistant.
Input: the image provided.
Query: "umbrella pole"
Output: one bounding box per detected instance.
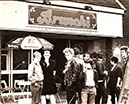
[31,49,33,63]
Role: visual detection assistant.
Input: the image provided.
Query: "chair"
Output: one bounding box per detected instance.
[0,80,15,104]
[13,79,25,100]
[56,83,62,104]
[14,80,31,100]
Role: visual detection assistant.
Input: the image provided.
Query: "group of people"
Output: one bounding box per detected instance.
[62,46,127,104]
[28,45,128,104]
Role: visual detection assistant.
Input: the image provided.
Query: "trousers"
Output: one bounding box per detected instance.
[31,82,43,104]
[81,86,96,104]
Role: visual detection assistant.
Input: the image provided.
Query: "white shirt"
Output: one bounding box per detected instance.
[28,62,44,82]
[111,64,117,71]
[85,69,95,87]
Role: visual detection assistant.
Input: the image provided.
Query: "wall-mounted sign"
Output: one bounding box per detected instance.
[0,1,123,37]
[28,5,97,30]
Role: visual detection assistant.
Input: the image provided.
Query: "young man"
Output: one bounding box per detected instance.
[28,51,44,104]
[63,48,83,104]
[81,60,98,104]
[120,46,129,75]
[94,53,108,104]
[107,56,123,104]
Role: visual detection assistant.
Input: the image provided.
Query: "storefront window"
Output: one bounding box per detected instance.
[13,49,29,70]
[1,49,8,71]
[1,56,7,70]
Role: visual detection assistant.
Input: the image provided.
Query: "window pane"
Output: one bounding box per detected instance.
[1,56,6,70]
[13,49,29,70]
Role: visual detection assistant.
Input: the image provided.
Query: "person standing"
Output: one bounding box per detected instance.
[41,50,57,104]
[118,46,129,104]
[73,47,85,104]
[94,53,108,104]
[81,60,98,104]
[120,46,129,75]
[107,56,123,104]
[28,51,44,104]
[63,48,82,104]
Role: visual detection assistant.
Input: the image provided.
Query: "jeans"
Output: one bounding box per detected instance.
[95,82,108,104]
[31,82,43,104]
[109,87,120,104]
[81,86,96,104]
[67,87,76,104]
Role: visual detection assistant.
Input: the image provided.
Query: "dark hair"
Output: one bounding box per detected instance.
[98,54,103,59]
[110,56,118,63]
[73,47,81,55]
[83,53,91,57]
[85,60,94,66]
[120,46,128,53]
[91,52,103,59]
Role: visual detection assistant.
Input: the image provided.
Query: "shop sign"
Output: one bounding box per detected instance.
[28,5,97,30]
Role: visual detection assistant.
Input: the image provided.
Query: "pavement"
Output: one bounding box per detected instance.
[0,91,117,104]
[0,91,67,104]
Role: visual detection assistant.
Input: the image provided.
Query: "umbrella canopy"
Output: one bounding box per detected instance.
[7,35,54,50]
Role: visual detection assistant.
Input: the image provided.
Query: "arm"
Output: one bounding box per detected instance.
[28,63,34,81]
[52,60,56,76]
[28,63,37,83]
[116,67,123,88]
[117,77,122,88]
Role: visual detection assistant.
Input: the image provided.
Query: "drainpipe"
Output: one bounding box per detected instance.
[115,0,126,11]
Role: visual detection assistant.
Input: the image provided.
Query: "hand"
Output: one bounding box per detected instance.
[104,70,108,76]
[35,82,38,86]
[53,71,56,76]
[117,84,122,89]
[63,69,68,73]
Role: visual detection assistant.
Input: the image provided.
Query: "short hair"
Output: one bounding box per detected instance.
[98,53,103,59]
[85,59,94,66]
[63,48,74,56]
[120,46,129,52]
[33,51,41,58]
[110,56,118,63]
[91,52,103,59]
[83,53,91,57]
[73,47,81,55]
[44,50,50,54]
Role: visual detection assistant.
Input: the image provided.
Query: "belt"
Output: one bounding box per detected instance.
[85,86,95,88]
[36,81,43,83]
[98,80,103,82]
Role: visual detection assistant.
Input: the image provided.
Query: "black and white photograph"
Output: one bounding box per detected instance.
[0,0,129,104]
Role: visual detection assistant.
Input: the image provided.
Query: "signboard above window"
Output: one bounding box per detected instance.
[0,1,123,37]
[28,5,97,30]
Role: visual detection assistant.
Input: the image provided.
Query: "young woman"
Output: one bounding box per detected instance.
[41,50,57,104]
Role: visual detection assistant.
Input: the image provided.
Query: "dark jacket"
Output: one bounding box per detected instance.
[107,64,122,88]
[95,60,107,80]
[64,58,83,90]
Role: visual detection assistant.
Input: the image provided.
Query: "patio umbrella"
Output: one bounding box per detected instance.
[7,35,54,62]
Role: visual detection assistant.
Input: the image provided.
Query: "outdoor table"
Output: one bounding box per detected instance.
[17,81,31,99]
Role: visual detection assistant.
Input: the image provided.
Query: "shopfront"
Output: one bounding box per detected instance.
[0,1,124,96]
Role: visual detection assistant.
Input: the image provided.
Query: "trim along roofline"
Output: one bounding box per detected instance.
[23,0,125,15]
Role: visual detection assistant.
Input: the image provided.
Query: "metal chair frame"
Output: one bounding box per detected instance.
[0,80,15,104]
[56,83,63,104]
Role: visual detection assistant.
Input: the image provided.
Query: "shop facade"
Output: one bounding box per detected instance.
[0,1,124,96]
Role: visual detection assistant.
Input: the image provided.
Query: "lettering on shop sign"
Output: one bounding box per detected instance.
[28,5,97,30]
